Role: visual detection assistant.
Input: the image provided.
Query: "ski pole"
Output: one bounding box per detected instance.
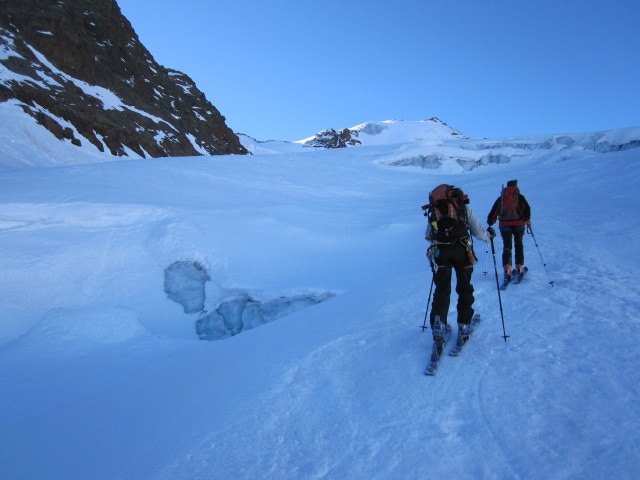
[421,248,437,331]
[421,275,434,331]
[527,225,554,286]
[483,245,489,276]
[490,236,509,342]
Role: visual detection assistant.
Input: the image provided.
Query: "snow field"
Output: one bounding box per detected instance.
[1,125,640,479]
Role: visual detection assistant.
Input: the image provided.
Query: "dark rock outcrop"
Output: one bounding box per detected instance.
[303,128,361,149]
[0,0,248,158]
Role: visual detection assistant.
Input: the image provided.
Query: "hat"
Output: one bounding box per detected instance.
[507,180,518,187]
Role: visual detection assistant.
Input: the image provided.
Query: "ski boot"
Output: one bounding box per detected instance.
[500,264,513,289]
[456,322,471,347]
[425,316,453,375]
[504,264,513,283]
[513,264,527,284]
[431,315,446,358]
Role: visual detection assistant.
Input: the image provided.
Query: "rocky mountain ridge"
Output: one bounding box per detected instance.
[0,0,247,158]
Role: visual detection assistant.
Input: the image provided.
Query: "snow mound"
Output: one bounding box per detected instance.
[23,307,149,349]
[349,118,469,145]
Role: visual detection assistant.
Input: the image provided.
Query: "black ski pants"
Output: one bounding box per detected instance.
[500,226,525,268]
[429,243,475,329]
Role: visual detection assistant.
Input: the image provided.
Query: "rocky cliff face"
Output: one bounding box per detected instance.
[0,0,247,158]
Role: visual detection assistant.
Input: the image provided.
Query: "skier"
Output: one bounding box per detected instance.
[424,185,495,351]
[487,180,531,283]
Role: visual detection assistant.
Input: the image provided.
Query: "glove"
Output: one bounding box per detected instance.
[487,226,496,238]
[524,220,532,226]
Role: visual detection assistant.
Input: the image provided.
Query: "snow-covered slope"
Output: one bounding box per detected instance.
[237,133,308,155]
[1,123,640,479]
[0,99,122,169]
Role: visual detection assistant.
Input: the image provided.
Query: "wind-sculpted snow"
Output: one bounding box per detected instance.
[163,260,335,339]
[383,152,515,171]
[457,152,515,171]
[383,154,444,169]
[378,126,640,172]
[164,261,211,313]
[360,122,388,136]
[196,291,335,340]
[457,128,640,154]
[593,138,640,153]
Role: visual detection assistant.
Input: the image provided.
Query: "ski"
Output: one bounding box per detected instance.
[513,266,528,284]
[449,314,482,357]
[424,325,452,376]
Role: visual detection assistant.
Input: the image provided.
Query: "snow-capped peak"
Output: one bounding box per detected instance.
[297,117,469,148]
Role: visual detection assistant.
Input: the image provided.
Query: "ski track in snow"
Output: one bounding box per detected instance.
[157,230,640,480]
[474,228,640,480]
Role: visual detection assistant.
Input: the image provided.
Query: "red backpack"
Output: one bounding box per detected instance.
[500,185,521,221]
[422,184,469,242]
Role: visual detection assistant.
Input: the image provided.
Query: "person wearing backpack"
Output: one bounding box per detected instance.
[487,180,532,283]
[423,184,495,351]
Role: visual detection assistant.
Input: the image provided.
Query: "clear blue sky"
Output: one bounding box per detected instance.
[117,0,639,141]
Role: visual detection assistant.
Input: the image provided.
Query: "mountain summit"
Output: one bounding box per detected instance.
[298,117,469,148]
[0,0,247,159]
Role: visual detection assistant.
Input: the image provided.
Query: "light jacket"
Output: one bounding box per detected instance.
[426,206,491,244]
